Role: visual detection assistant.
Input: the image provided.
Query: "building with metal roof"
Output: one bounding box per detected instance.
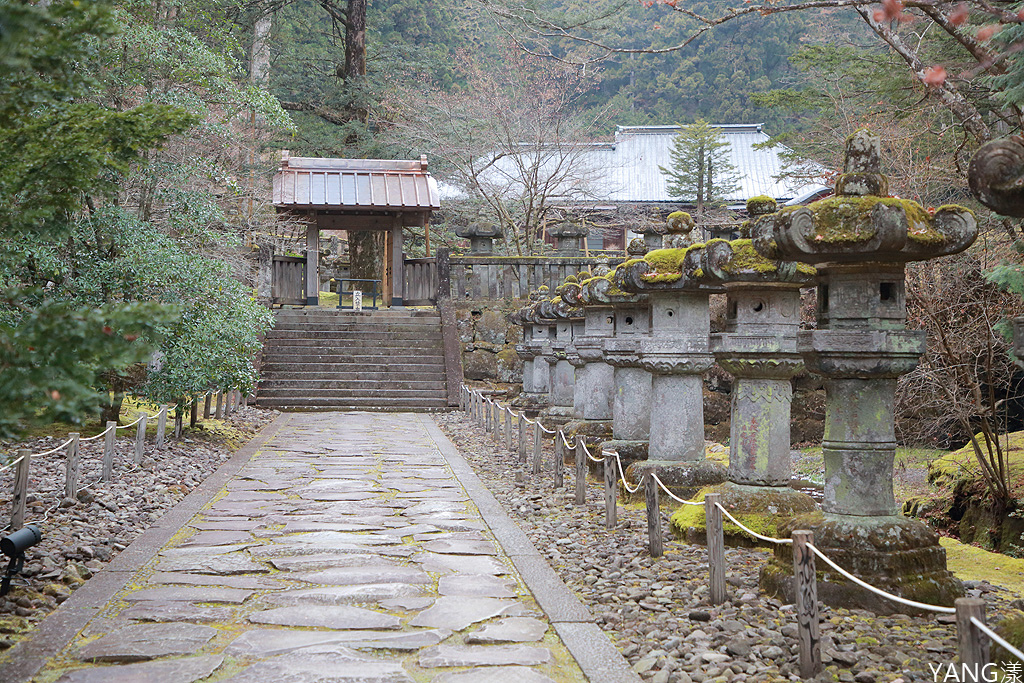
[270,154,440,307]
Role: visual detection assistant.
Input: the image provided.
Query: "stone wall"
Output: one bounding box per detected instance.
[455,300,524,384]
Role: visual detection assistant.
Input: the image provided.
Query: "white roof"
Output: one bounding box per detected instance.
[273,154,440,210]
[477,124,829,205]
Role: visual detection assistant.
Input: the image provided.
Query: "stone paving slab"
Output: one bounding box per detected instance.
[8,412,638,683]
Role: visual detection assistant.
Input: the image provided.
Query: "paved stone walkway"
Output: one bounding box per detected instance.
[16,413,635,683]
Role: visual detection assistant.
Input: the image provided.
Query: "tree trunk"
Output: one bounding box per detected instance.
[250,10,273,87]
[349,230,386,284]
[343,0,367,123]
[101,393,123,425]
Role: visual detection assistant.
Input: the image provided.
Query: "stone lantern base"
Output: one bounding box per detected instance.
[597,439,649,478]
[511,392,549,411]
[625,459,727,499]
[538,404,577,430]
[561,419,614,451]
[669,482,819,547]
[759,512,963,614]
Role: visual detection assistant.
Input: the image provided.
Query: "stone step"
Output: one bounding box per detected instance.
[259,370,447,382]
[270,324,441,335]
[258,379,447,391]
[266,328,443,339]
[274,310,439,322]
[262,350,444,362]
[254,397,450,411]
[262,335,442,348]
[256,387,449,400]
[259,362,445,375]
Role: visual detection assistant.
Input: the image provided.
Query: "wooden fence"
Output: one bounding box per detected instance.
[272,255,305,306]
[404,249,625,305]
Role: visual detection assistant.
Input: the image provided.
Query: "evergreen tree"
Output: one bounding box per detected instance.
[659,120,741,213]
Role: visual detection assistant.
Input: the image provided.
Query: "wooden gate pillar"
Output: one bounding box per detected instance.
[305,222,319,306]
[391,220,404,307]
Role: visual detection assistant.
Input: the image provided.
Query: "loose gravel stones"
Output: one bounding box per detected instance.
[436,410,1018,683]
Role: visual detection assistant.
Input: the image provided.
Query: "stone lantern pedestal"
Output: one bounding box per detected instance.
[754,130,975,612]
[558,280,615,442]
[509,298,553,410]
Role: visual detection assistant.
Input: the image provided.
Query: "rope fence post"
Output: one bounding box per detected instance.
[215,391,224,419]
[190,397,198,429]
[102,421,116,481]
[491,403,501,445]
[174,404,183,438]
[484,399,491,432]
[793,530,822,678]
[518,416,528,465]
[645,472,662,557]
[532,422,542,474]
[64,432,81,500]
[604,455,616,529]
[504,409,513,451]
[956,598,988,669]
[134,414,147,464]
[204,393,212,420]
[705,493,726,605]
[574,440,586,505]
[156,406,168,448]
[554,433,564,489]
[11,450,30,531]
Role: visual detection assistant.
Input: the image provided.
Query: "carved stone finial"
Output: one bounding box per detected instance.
[627,237,648,257]
[746,196,777,216]
[969,135,1024,218]
[836,129,888,196]
[666,211,695,235]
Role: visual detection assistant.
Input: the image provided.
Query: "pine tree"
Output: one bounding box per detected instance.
[659,119,741,213]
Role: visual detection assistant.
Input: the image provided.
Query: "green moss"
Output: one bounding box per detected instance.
[779,196,950,245]
[746,195,777,214]
[640,247,688,283]
[855,636,880,646]
[940,536,1024,595]
[928,430,1024,490]
[667,211,695,233]
[722,239,816,275]
[992,612,1024,665]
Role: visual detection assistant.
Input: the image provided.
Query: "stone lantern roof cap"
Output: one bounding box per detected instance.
[548,221,588,238]
[643,210,696,237]
[456,220,503,239]
[577,269,648,305]
[751,129,977,265]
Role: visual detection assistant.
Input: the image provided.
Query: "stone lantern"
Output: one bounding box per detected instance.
[639,211,696,251]
[548,220,588,255]
[537,296,582,425]
[510,290,554,408]
[754,129,975,610]
[615,228,729,492]
[456,220,503,255]
[673,212,819,542]
[574,271,653,460]
[558,276,615,439]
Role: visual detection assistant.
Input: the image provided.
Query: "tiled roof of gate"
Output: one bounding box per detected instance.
[273,154,441,210]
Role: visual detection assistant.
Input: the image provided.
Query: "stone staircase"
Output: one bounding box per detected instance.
[256,308,449,411]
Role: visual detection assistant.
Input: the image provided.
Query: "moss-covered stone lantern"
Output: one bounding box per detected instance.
[536,295,583,425]
[510,289,555,408]
[613,232,730,492]
[753,129,975,611]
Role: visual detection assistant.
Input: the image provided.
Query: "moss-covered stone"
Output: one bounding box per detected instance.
[669,482,819,548]
[993,612,1024,665]
[746,195,777,215]
[722,239,816,276]
[776,196,944,245]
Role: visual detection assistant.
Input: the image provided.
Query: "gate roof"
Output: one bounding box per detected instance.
[273,153,440,213]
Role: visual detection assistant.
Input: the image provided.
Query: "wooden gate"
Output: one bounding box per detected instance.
[272,255,306,306]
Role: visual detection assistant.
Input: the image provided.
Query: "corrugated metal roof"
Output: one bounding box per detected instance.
[478,124,829,204]
[273,154,440,210]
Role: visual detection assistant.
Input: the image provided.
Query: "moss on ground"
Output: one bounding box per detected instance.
[940,536,1024,595]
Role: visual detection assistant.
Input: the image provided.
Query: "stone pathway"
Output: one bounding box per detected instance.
[26,413,625,683]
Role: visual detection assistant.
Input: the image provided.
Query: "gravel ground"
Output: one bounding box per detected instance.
[436,411,1018,683]
[0,405,277,648]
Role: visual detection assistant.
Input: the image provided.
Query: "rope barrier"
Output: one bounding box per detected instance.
[117,415,145,429]
[559,431,575,451]
[971,616,1024,662]
[651,473,704,506]
[538,424,557,435]
[0,454,25,473]
[30,439,74,458]
[805,542,956,614]
[580,440,604,464]
[79,424,115,442]
[714,502,792,545]
[607,450,641,494]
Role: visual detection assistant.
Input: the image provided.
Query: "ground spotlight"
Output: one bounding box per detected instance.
[0,525,41,596]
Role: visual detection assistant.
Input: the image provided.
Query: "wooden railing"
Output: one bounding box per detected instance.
[405,249,625,304]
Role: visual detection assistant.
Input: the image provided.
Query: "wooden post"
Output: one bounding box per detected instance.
[706,493,726,606]
[135,415,147,464]
[504,409,513,451]
[216,391,224,419]
[792,529,822,678]
[11,450,30,531]
[554,434,564,489]
[102,421,116,481]
[517,416,528,465]
[483,399,490,431]
[645,472,662,557]
[156,406,167,448]
[956,598,989,670]
[174,404,183,438]
[604,455,617,529]
[203,393,212,420]
[225,390,233,415]
[532,421,542,474]
[492,404,501,444]
[190,397,198,429]
[574,440,586,505]
[64,433,80,499]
